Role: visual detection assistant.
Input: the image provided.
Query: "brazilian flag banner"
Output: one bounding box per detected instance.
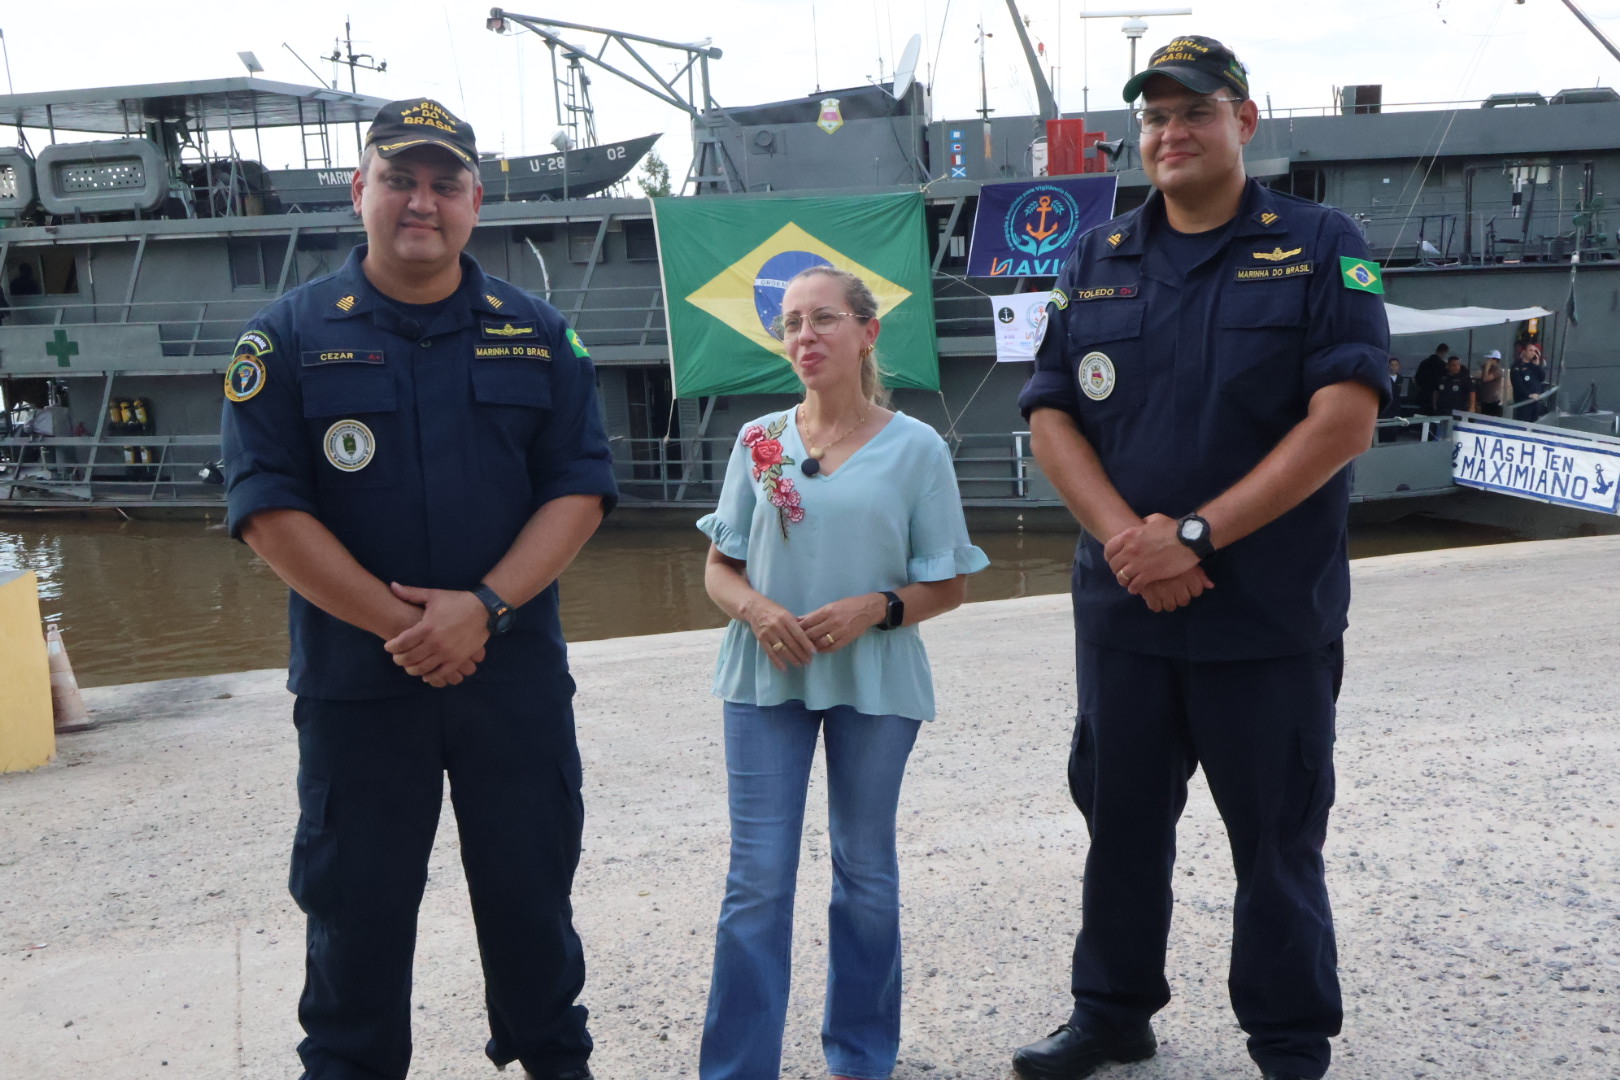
[652,191,938,397]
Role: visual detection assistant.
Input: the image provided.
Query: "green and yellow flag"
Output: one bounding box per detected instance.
[652,192,938,397]
[1339,255,1384,294]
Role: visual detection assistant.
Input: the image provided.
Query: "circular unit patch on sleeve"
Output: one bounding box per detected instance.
[224,355,267,402]
[323,419,376,473]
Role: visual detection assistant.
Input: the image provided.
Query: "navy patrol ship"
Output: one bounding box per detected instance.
[2,7,1618,519]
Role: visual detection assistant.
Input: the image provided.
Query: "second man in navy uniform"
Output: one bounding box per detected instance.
[1012,37,1389,1080]
[221,99,616,1080]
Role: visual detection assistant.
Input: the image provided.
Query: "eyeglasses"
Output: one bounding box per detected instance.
[768,309,866,341]
[1133,96,1243,135]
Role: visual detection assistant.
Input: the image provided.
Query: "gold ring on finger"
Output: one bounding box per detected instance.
[824,633,836,646]
[771,641,785,651]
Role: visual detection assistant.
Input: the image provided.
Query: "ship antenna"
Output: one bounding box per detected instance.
[812,2,823,94]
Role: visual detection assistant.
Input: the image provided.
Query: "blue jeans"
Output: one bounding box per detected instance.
[700,700,922,1080]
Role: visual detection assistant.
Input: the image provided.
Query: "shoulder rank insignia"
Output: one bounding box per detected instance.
[482,321,537,338]
[1339,256,1385,293]
[335,295,357,312]
[1106,231,1126,248]
[1252,246,1304,263]
[1258,211,1280,227]
[485,293,505,309]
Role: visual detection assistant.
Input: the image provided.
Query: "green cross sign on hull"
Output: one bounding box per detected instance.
[46,329,80,368]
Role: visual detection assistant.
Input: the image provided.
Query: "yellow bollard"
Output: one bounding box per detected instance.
[0,570,55,771]
[45,623,96,733]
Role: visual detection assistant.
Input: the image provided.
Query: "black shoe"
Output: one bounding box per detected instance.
[1011,1020,1157,1080]
[518,1069,593,1080]
[1259,1072,1310,1080]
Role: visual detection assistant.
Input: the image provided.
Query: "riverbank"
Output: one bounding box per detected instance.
[3,537,1617,1079]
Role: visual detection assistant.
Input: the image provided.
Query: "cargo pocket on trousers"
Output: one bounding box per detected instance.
[288,770,335,916]
[1067,713,1098,825]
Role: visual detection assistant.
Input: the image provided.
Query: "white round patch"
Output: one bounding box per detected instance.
[1078,352,1116,401]
[323,419,376,473]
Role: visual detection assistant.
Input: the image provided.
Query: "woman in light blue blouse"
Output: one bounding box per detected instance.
[695,265,988,1080]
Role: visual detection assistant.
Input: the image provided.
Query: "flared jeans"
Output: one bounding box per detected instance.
[699,700,922,1080]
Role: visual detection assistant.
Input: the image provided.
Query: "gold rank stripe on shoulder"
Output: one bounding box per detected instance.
[1251,246,1304,263]
[1106,232,1125,248]
[335,295,357,312]
[485,294,504,309]
[1259,211,1280,226]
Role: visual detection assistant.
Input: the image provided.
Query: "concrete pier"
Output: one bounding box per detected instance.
[2,537,1617,1080]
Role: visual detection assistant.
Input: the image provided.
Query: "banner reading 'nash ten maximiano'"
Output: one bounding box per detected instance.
[652,191,938,398]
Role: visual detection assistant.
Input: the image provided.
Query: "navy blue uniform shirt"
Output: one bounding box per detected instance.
[221,246,618,699]
[1018,180,1389,661]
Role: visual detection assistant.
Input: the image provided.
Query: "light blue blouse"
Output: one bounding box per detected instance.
[696,408,989,721]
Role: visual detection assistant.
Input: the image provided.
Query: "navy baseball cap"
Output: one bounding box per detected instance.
[1123,36,1250,103]
[365,98,478,169]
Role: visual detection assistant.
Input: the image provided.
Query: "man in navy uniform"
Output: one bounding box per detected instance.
[1011,37,1388,1080]
[222,98,616,1080]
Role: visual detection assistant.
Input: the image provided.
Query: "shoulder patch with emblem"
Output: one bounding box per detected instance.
[1258,211,1280,227]
[1106,231,1126,248]
[566,328,590,358]
[1050,289,1069,310]
[482,321,537,339]
[334,295,357,312]
[485,293,505,309]
[225,354,267,403]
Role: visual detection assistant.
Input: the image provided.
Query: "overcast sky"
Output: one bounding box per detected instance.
[4,0,1620,186]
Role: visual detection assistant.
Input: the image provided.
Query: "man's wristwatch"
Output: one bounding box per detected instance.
[875,590,904,631]
[1175,513,1216,561]
[471,584,517,635]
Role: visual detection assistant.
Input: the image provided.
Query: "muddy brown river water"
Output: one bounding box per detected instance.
[0,509,1590,688]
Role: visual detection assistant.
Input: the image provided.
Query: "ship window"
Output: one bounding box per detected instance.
[36,250,80,295]
[568,222,606,264]
[623,219,658,261]
[1275,168,1326,203]
[229,237,290,290]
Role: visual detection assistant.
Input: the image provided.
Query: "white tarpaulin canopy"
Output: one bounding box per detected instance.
[1384,303,1555,336]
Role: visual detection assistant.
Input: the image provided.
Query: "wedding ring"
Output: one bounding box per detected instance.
[825,633,836,646]
[771,642,785,651]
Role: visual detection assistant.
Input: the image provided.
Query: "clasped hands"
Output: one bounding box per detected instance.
[382,582,490,688]
[1103,513,1214,614]
[748,593,881,672]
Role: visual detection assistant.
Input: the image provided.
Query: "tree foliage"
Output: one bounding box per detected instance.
[638,149,672,199]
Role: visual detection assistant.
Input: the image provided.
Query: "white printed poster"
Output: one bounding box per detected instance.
[989,293,1052,363]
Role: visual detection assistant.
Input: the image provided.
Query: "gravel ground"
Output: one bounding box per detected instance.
[2,536,1617,1080]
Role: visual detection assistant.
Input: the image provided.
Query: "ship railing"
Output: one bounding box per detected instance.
[539,283,669,347]
[606,430,1045,504]
[0,435,221,504]
[0,296,278,359]
[1373,387,1560,441]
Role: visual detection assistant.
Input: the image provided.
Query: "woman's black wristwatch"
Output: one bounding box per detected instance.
[876,590,904,631]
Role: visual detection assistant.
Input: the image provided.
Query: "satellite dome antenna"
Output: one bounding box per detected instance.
[1076,8,1194,80]
[892,33,923,100]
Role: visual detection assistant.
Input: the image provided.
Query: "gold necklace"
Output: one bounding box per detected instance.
[798,408,868,477]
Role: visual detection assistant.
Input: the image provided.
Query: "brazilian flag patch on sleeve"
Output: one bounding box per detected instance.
[566,328,590,358]
[1339,256,1384,294]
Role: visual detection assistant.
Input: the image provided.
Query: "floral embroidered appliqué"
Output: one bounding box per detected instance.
[742,416,804,537]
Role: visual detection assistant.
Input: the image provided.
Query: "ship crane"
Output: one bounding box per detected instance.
[485,9,731,191]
